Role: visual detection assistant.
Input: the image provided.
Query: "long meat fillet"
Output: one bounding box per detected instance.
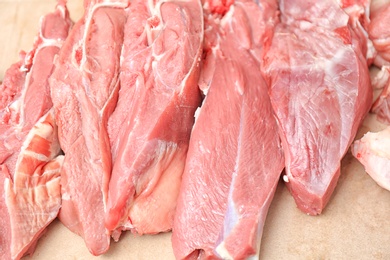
[261,0,372,215]
[49,0,127,255]
[0,2,71,259]
[105,0,203,236]
[172,0,284,259]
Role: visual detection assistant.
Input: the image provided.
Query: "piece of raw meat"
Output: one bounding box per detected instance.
[0,1,71,259]
[372,66,390,124]
[341,0,375,65]
[172,0,284,259]
[0,0,71,177]
[49,0,128,255]
[352,126,390,190]
[369,1,390,67]
[105,0,203,237]
[1,110,63,260]
[262,0,372,215]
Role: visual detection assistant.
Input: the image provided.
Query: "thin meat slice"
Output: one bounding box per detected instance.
[0,2,71,259]
[172,1,283,259]
[105,0,203,237]
[352,126,390,191]
[49,0,128,255]
[262,0,372,215]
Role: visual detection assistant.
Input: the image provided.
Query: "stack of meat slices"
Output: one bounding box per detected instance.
[0,0,380,259]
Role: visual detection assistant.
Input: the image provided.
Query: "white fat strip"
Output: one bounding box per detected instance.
[215,242,234,260]
[283,174,289,182]
[23,150,50,163]
[62,192,71,201]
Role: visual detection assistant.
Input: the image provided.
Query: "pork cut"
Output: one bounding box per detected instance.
[372,66,390,124]
[352,126,390,191]
[0,1,71,259]
[49,0,128,255]
[104,0,203,237]
[262,0,372,215]
[369,1,390,67]
[172,0,284,259]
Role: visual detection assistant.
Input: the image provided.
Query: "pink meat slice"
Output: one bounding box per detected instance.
[262,0,372,215]
[172,1,284,259]
[352,126,390,191]
[0,2,71,259]
[49,0,127,255]
[105,0,203,237]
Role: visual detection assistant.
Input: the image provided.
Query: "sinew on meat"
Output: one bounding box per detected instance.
[172,0,284,258]
[49,0,128,255]
[0,1,71,259]
[262,0,372,215]
[105,0,203,237]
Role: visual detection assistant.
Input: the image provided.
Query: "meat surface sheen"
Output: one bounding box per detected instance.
[0,2,71,259]
[262,0,372,215]
[172,0,284,259]
[105,0,203,237]
[49,0,127,255]
[352,126,390,191]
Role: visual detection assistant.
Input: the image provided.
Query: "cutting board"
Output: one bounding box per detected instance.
[1,1,390,259]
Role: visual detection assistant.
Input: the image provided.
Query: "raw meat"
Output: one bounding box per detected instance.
[0,1,71,259]
[372,67,390,124]
[1,110,63,260]
[352,126,390,190]
[262,0,372,215]
[172,0,284,259]
[341,0,375,65]
[369,1,390,67]
[49,0,128,255]
[105,0,203,237]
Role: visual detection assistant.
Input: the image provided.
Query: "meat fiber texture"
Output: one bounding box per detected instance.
[105,0,203,238]
[0,2,71,259]
[172,0,284,259]
[352,126,390,191]
[49,0,128,255]
[262,0,373,215]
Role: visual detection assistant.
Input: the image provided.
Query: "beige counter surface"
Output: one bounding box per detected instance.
[1,1,390,259]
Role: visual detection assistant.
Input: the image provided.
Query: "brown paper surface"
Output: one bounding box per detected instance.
[1,1,390,259]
